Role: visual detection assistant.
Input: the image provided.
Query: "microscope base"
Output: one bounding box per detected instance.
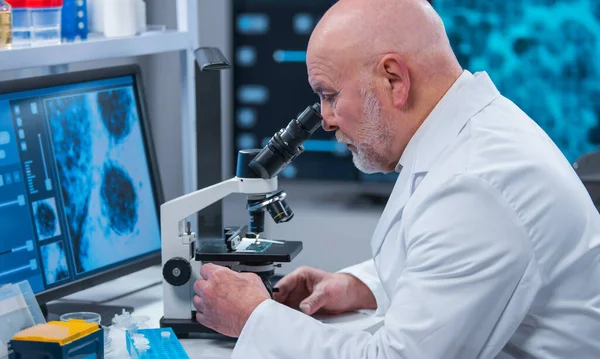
[159,316,235,340]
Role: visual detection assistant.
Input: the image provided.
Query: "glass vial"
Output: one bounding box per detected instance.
[0,0,12,49]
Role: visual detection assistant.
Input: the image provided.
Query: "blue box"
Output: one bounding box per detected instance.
[9,325,104,359]
[126,328,189,359]
[61,0,87,42]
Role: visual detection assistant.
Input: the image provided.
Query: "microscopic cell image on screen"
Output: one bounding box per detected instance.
[97,89,133,143]
[40,241,69,285]
[100,161,138,236]
[435,0,600,163]
[46,85,160,275]
[32,197,62,241]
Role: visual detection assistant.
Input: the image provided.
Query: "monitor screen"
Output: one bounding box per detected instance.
[0,69,162,297]
[232,0,398,183]
[436,0,600,163]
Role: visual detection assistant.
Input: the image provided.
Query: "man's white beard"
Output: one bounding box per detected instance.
[336,88,393,174]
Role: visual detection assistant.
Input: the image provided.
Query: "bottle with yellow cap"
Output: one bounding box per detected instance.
[0,0,12,49]
[9,319,104,359]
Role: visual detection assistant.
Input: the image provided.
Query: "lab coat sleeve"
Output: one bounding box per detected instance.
[232,174,541,359]
[338,259,390,315]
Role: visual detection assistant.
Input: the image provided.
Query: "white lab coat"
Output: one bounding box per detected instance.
[232,71,600,358]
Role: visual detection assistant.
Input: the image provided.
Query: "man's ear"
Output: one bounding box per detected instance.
[378,54,410,109]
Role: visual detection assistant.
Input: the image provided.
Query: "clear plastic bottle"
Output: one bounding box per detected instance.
[0,0,12,49]
[29,0,63,46]
[103,0,136,37]
[10,0,31,48]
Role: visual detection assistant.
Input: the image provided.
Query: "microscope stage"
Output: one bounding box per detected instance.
[196,240,302,263]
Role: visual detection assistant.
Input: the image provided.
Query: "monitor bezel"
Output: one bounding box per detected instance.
[0,65,165,303]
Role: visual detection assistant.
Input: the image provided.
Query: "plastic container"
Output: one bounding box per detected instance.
[0,281,46,359]
[108,309,150,357]
[7,0,29,47]
[103,0,135,37]
[126,328,189,359]
[10,320,104,359]
[28,0,62,46]
[136,0,144,34]
[86,0,102,34]
[59,311,112,354]
[59,311,101,324]
[61,0,86,42]
[0,0,12,49]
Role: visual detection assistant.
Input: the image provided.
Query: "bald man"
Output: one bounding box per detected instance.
[192,0,600,358]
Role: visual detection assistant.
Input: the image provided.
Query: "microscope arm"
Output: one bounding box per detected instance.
[161,176,278,248]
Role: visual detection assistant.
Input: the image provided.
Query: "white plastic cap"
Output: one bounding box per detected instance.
[161,331,171,339]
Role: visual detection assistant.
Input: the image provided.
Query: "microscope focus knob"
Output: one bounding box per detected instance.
[163,257,192,286]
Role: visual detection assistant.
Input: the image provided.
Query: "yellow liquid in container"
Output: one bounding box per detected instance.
[0,10,11,49]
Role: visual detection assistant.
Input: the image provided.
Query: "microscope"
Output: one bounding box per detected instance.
[160,103,323,337]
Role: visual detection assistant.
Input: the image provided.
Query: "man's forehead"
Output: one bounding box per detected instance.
[307,54,341,89]
[308,73,335,93]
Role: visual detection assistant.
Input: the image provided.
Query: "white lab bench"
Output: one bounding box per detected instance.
[53,265,383,358]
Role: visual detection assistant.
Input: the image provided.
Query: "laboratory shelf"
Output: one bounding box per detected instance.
[0,30,189,71]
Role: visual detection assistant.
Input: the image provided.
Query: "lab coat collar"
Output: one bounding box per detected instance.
[371,71,500,257]
[395,70,500,175]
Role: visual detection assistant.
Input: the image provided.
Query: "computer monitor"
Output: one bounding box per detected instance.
[231,0,401,184]
[0,65,163,309]
[436,0,600,163]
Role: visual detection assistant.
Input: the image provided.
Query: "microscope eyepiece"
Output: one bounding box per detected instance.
[249,103,322,179]
[236,103,320,233]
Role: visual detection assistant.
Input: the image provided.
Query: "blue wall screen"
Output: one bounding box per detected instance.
[437,0,600,163]
[0,76,161,294]
[234,0,598,179]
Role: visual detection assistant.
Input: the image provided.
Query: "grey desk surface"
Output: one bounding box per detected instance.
[58,266,384,359]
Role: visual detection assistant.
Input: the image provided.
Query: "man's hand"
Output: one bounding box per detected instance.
[274,266,377,315]
[193,263,270,338]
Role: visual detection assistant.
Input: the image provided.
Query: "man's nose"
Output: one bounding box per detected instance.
[320,106,338,132]
[322,119,338,132]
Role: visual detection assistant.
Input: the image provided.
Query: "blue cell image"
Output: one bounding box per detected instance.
[46,95,93,272]
[32,198,62,241]
[46,86,160,275]
[41,241,69,285]
[100,162,138,236]
[436,0,600,163]
[97,89,134,143]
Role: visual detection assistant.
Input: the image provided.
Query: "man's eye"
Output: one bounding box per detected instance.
[322,93,336,104]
